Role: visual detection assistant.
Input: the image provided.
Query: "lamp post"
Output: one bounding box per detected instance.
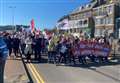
[9,6,16,31]
[0,0,3,25]
[103,12,108,37]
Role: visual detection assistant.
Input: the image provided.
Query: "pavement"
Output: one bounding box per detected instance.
[4,56,29,83]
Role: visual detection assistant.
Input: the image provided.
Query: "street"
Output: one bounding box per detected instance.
[1,0,120,83]
[25,56,120,83]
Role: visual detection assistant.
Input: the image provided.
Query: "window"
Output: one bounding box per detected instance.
[80,14,83,19]
[70,29,72,33]
[103,7,107,15]
[81,6,84,9]
[77,15,79,18]
[105,17,113,24]
[108,5,113,14]
[95,29,101,36]
[84,20,87,25]
[100,18,104,24]
[71,16,74,20]
[99,8,102,16]
[78,21,82,25]
[94,9,99,16]
[81,14,84,18]
[95,18,98,25]
[73,28,76,33]
[108,17,113,24]
[85,12,91,17]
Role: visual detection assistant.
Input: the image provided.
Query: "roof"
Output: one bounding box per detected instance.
[57,15,69,22]
[70,1,97,15]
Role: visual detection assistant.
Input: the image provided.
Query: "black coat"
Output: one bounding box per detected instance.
[12,38,20,49]
[34,38,42,50]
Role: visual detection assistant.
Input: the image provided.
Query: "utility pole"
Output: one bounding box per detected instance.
[0,0,3,25]
[9,6,16,32]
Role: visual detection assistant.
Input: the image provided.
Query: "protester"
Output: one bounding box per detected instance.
[12,35,20,57]
[0,34,8,83]
[20,34,26,55]
[48,38,56,63]
[0,30,112,66]
[34,35,42,61]
[58,41,67,64]
[3,34,13,57]
[24,36,33,62]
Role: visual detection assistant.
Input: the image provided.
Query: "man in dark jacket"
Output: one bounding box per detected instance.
[12,35,20,57]
[34,35,42,61]
[4,35,13,56]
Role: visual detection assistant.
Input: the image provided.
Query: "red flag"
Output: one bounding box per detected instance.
[31,19,35,32]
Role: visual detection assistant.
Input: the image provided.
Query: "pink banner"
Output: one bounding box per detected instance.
[78,41,111,57]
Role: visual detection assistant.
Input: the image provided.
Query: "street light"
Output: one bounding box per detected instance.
[103,12,108,37]
[0,0,3,25]
[9,6,16,31]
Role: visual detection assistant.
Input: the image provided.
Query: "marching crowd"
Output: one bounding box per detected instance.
[0,31,112,65]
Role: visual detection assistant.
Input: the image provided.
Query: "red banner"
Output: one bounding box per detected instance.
[31,19,35,32]
[78,41,111,57]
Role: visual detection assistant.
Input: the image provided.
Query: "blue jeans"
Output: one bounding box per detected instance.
[48,51,56,63]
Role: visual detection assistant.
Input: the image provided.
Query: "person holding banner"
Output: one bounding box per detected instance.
[58,41,67,64]
[71,43,78,65]
[101,43,111,62]
[78,39,87,64]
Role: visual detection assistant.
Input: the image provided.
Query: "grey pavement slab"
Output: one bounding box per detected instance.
[4,57,29,83]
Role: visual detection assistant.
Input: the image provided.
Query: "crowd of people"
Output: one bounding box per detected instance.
[0,31,48,61]
[0,31,112,65]
[48,34,111,65]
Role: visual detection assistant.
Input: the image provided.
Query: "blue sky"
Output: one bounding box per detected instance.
[0,0,90,29]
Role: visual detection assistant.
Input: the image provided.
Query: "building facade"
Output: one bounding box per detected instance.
[56,0,120,38]
[93,0,120,37]
[57,2,96,37]
[93,3,115,37]
[69,3,95,37]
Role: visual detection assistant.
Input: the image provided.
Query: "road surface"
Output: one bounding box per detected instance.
[26,56,120,83]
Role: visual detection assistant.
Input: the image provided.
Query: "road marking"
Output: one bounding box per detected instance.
[27,64,40,83]
[27,63,45,83]
[30,63,45,83]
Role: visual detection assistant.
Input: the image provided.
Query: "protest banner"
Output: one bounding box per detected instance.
[79,41,111,57]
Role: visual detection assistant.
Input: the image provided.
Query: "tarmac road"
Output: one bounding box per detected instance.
[27,56,120,83]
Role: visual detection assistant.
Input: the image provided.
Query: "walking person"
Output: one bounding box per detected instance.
[48,38,54,63]
[24,36,33,62]
[48,38,57,63]
[58,42,67,64]
[20,35,26,55]
[34,35,42,61]
[12,35,20,57]
[4,35,13,57]
[0,35,8,83]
